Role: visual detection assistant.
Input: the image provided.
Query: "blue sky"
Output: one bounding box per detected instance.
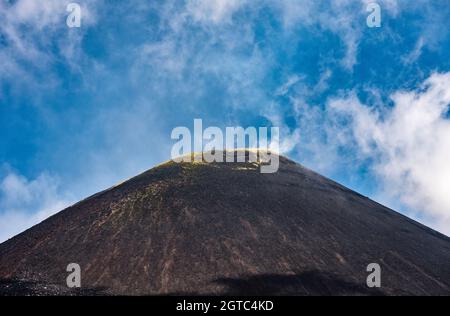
[1,0,450,241]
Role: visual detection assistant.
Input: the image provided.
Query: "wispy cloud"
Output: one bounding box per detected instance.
[402,36,425,65]
[0,168,74,243]
[186,0,247,24]
[326,72,450,234]
[0,0,98,92]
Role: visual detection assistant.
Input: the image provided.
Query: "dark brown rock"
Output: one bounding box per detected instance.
[0,151,449,295]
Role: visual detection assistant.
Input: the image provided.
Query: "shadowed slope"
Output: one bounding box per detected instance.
[0,152,449,295]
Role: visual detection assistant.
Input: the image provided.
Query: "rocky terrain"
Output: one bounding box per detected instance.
[0,151,449,295]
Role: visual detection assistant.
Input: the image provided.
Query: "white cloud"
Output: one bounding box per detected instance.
[361,0,400,16]
[328,72,450,235]
[402,37,425,65]
[0,0,98,91]
[186,0,247,24]
[275,75,303,97]
[274,0,365,70]
[263,101,302,155]
[0,170,74,243]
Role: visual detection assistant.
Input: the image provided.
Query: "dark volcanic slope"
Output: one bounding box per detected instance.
[0,152,449,295]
